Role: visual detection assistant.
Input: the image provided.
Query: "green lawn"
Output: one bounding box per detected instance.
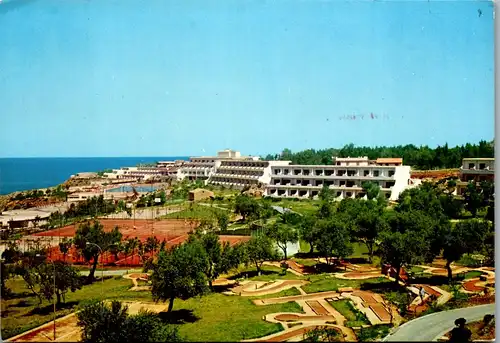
[293,258,318,267]
[299,240,313,253]
[2,272,303,342]
[1,276,152,339]
[249,287,302,299]
[271,199,320,216]
[160,204,228,220]
[356,324,392,341]
[329,299,370,328]
[229,265,304,281]
[463,270,484,279]
[409,266,425,274]
[172,293,303,341]
[302,276,389,294]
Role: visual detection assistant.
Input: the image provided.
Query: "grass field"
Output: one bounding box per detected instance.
[302,277,390,294]
[172,293,303,341]
[293,258,318,267]
[270,199,320,216]
[463,270,484,279]
[249,287,302,299]
[161,204,228,221]
[2,269,304,342]
[1,276,152,339]
[329,299,370,327]
[228,265,304,281]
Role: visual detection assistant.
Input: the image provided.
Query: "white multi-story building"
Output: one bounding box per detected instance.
[176,150,259,183]
[209,160,292,189]
[456,157,494,196]
[104,166,171,181]
[265,156,411,201]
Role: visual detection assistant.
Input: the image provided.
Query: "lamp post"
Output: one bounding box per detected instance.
[36,254,56,341]
[85,242,104,297]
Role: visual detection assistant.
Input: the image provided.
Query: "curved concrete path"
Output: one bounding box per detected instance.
[382,303,495,342]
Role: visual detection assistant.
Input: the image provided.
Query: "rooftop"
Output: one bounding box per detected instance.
[376,158,403,164]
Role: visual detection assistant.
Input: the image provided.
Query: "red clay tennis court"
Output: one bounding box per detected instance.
[34,219,251,266]
[32,219,198,242]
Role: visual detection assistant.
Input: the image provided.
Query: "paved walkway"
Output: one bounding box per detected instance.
[78,269,138,276]
[382,303,495,342]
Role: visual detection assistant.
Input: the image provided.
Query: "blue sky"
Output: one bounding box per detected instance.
[0,0,494,157]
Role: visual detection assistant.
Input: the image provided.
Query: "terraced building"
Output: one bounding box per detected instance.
[265,156,411,201]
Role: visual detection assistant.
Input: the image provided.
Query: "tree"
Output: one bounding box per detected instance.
[243,234,279,275]
[303,326,341,342]
[144,236,160,255]
[216,211,229,232]
[442,219,490,280]
[150,240,209,312]
[234,195,260,221]
[354,204,388,263]
[77,300,128,343]
[124,309,181,341]
[318,201,334,219]
[38,261,82,305]
[10,246,47,305]
[59,238,72,262]
[123,237,139,262]
[265,223,298,260]
[463,182,483,217]
[265,140,494,169]
[73,220,122,282]
[77,300,181,343]
[362,181,381,200]
[1,260,12,298]
[378,211,438,284]
[319,184,334,202]
[189,232,240,289]
[314,218,352,265]
[299,215,320,253]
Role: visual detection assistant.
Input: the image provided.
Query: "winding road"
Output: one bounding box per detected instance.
[383,303,495,342]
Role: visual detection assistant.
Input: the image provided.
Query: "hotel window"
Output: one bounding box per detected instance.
[373,170,380,177]
[479,163,486,170]
[388,170,395,177]
[363,170,370,176]
[468,163,475,169]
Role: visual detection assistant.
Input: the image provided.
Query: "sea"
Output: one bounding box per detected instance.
[0,157,189,195]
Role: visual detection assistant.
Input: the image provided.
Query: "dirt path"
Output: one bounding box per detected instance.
[231,280,308,297]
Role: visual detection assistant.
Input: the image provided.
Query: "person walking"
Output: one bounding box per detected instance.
[449,318,472,343]
[419,286,426,303]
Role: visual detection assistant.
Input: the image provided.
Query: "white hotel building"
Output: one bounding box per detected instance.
[209,159,291,189]
[265,157,411,201]
[101,150,413,200]
[176,150,290,188]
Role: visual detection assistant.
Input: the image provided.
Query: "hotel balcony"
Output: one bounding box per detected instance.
[272,174,394,181]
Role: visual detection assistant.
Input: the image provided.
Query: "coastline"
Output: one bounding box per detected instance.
[0,156,188,196]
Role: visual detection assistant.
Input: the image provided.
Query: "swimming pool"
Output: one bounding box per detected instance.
[107,185,161,193]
